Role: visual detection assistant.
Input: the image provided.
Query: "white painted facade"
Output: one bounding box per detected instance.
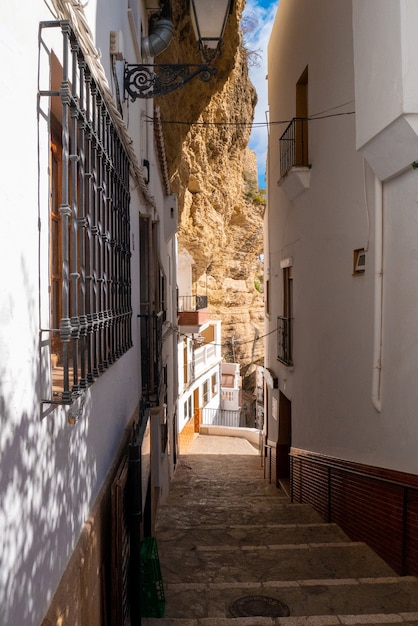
[265,0,418,476]
[221,362,242,411]
[177,323,223,433]
[0,1,178,623]
[177,251,222,434]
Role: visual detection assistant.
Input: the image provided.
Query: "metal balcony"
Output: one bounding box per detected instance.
[178,294,208,311]
[178,295,209,327]
[280,117,309,177]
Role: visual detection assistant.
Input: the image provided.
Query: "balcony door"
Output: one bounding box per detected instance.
[296,66,308,166]
[193,387,200,432]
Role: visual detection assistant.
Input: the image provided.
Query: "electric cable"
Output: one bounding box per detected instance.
[144,110,355,128]
[175,324,277,348]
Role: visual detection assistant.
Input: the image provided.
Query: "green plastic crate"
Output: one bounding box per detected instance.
[140,537,165,617]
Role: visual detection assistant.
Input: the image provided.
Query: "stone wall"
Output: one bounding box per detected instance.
[157,0,265,390]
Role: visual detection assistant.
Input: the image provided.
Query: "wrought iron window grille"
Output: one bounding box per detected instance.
[277,315,293,366]
[39,21,133,405]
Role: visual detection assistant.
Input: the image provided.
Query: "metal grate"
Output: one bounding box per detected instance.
[229,595,290,617]
[277,315,293,365]
[40,21,132,404]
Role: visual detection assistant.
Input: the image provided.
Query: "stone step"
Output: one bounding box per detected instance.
[156,522,350,548]
[146,440,418,626]
[158,542,395,585]
[162,480,288,501]
[142,613,418,626]
[156,502,324,529]
[172,460,267,481]
[157,576,418,620]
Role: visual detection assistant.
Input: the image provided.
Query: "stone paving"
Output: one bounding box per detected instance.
[142,434,418,625]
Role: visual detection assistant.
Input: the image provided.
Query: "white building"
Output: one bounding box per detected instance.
[177,250,223,449]
[0,0,179,623]
[265,0,418,576]
[221,362,242,412]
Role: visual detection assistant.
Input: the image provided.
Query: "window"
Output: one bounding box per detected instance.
[353,248,366,275]
[211,372,218,396]
[183,341,189,385]
[295,66,309,167]
[278,265,293,365]
[138,215,166,401]
[203,380,210,406]
[43,23,132,404]
[279,66,309,177]
[265,279,270,316]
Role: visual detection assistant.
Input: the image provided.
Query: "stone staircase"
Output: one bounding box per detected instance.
[142,437,418,625]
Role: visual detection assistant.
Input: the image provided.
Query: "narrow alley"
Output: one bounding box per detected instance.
[143,434,418,626]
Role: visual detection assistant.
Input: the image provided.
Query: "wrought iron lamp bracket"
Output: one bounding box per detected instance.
[124,62,216,100]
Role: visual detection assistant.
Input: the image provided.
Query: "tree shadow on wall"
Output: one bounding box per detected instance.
[0,258,96,626]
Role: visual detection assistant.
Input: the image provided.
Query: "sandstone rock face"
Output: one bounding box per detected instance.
[157,0,264,390]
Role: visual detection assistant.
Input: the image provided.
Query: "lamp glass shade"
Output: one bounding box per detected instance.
[190,0,231,54]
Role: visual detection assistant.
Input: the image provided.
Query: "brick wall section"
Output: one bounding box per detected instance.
[291,448,418,576]
[408,490,418,574]
[178,309,209,326]
[292,459,330,521]
[331,473,404,573]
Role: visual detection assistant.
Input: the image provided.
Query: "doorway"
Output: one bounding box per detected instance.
[193,387,200,432]
[276,392,292,493]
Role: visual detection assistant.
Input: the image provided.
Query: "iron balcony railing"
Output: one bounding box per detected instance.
[178,294,208,312]
[201,407,242,428]
[277,315,293,366]
[279,117,309,177]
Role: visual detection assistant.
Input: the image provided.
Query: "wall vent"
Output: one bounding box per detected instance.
[353,248,366,274]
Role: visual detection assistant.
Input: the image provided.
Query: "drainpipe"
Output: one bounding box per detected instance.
[372,175,383,412]
[141,18,175,58]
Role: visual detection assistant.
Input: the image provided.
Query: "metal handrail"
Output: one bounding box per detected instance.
[264,443,273,483]
[201,407,241,427]
[290,452,418,492]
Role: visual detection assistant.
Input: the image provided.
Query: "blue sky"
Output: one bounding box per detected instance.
[243,0,279,189]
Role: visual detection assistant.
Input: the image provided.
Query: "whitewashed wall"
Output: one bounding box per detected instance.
[0,0,177,623]
[266,0,418,476]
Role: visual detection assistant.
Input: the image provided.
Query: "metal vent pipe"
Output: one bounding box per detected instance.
[141,18,175,58]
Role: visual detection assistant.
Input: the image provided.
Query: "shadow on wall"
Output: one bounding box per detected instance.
[0,257,97,625]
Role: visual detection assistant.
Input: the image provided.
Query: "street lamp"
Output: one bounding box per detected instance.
[190,0,232,62]
[124,0,233,100]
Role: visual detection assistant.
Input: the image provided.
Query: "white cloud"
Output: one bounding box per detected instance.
[243,0,279,188]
